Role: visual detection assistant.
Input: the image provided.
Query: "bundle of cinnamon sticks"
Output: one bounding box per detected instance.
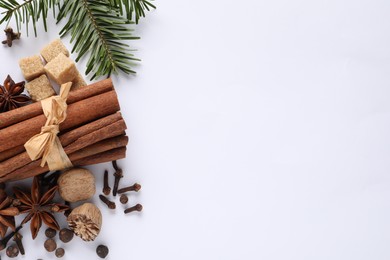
[0,78,128,182]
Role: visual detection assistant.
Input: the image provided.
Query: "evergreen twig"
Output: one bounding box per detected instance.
[0,0,155,80]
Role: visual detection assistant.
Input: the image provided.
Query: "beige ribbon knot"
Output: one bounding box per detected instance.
[24,82,73,171]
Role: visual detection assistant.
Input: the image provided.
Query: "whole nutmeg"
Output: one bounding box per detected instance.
[58,168,96,202]
[67,203,102,241]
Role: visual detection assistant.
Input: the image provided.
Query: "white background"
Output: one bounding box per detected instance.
[1,0,390,259]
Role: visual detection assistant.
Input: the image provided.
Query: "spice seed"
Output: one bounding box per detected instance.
[59,228,74,243]
[6,244,19,258]
[44,238,57,252]
[45,228,57,238]
[120,194,128,204]
[96,245,109,258]
[55,248,65,258]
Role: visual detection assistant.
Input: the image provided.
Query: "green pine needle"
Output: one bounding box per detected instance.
[0,0,155,80]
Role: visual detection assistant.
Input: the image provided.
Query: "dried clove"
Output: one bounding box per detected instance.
[119,194,128,204]
[118,183,141,194]
[0,225,22,251]
[64,201,71,217]
[112,160,123,196]
[124,204,143,214]
[103,170,111,196]
[99,195,116,209]
[13,233,24,255]
[2,28,20,47]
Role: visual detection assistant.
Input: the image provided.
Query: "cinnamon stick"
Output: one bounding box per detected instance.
[0,145,24,162]
[0,90,120,153]
[0,112,123,162]
[2,139,128,182]
[0,114,126,176]
[0,78,114,129]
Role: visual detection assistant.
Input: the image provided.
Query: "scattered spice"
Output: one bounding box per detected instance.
[119,194,128,204]
[0,75,31,113]
[59,228,74,243]
[2,28,20,47]
[0,193,19,238]
[96,245,109,259]
[6,244,19,258]
[103,170,111,196]
[13,232,24,255]
[112,161,123,196]
[124,204,143,214]
[45,228,57,238]
[63,201,72,218]
[13,177,69,239]
[44,238,57,252]
[118,183,141,194]
[55,247,65,258]
[0,226,22,251]
[99,194,116,209]
[67,203,102,241]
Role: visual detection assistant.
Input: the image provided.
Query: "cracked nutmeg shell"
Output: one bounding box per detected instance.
[67,203,102,241]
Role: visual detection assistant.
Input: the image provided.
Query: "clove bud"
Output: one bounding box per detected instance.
[118,183,141,194]
[13,233,24,255]
[99,195,116,209]
[103,170,111,196]
[112,161,123,196]
[124,204,143,214]
[2,28,20,47]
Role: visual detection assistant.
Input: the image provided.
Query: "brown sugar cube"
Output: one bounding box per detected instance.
[40,39,70,63]
[44,53,77,85]
[25,74,56,101]
[19,55,45,81]
[71,72,87,90]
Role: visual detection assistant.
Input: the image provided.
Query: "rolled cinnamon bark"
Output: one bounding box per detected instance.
[0,145,24,162]
[1,137,128,182]
[0,114,126,176]
[0,78,114,129]
[0,90,120,153]
[0,112,123,162]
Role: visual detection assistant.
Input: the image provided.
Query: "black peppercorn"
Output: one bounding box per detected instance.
[55,248,65,258]
[96,245,109,258]
[6,244,19,258]
[44,238,57,252]
[59,228,74,243]
[45,228,57,238]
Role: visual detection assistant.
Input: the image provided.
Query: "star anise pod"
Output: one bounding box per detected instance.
[0,189,19,238]
[0,75,31,113]
[13,177,69,239]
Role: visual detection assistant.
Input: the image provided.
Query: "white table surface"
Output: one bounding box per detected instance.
[1,0,390,259]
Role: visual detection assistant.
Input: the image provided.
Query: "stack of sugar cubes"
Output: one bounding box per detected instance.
[18,39,87,101]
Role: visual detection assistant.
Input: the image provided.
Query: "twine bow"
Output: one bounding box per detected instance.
[24,82,73,171]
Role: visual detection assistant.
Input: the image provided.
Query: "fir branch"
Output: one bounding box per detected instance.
[57,0,140,79]
[0,0,59,36]
[116,0,156,24]
[0,0,154,79]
